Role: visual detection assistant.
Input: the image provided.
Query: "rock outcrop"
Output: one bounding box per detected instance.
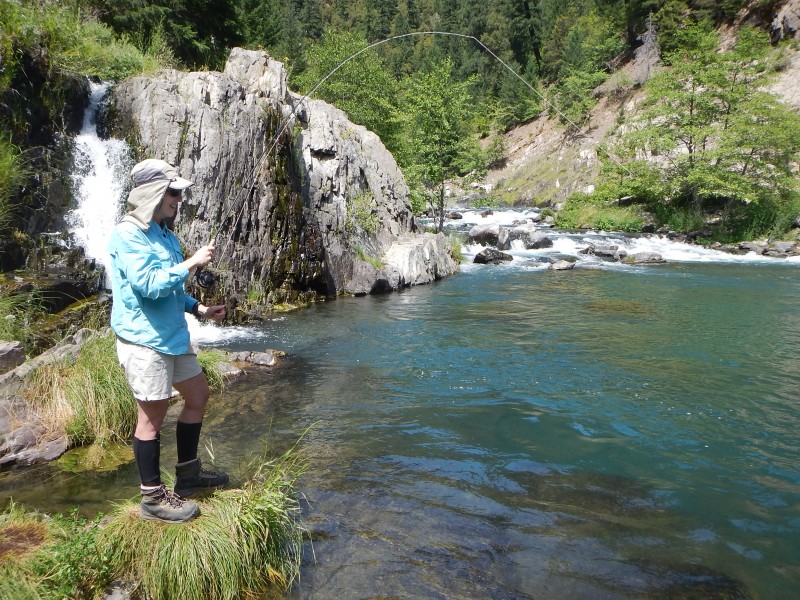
[769,0,800,42]
[111,48,457,314]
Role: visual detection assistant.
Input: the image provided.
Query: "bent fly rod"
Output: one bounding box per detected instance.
[214,30,631,270]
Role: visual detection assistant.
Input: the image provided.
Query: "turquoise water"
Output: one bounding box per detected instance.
[210,259,800,599]
[3,251,800,598]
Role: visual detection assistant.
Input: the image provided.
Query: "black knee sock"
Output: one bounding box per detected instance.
[133,435,161,487]
[176,421,202,463]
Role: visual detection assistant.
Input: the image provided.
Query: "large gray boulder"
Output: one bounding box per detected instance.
[468,223,510,250]
[111,48,457,312]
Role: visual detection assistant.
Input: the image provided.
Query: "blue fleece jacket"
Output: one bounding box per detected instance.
[108,220,199,355]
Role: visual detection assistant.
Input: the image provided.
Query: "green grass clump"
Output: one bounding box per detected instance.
[26,330,133,447]
[99,446,305,599]
[555,192,645,232]
[449,234,464,263]
[0,502,112,600]
[24,329,228,449]
[0,137,26,232]
[197,347,228,392]
[0,292,47,354]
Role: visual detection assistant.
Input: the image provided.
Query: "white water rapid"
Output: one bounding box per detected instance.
[429,208,800,271]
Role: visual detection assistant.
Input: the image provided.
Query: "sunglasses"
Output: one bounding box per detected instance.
[166,188,182,198]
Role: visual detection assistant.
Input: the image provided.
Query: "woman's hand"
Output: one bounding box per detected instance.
[186,244,215,270]
[199,304,226,322]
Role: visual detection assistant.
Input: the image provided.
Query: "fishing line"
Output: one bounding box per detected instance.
[217,30,631,263]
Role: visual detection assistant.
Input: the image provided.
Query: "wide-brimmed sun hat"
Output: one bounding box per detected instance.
[131,159,193,190]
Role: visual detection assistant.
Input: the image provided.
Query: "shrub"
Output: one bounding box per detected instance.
[556,192,645,232]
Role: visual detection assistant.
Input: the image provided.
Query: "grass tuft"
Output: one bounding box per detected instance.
[26,330,133,447]
[99,443,305,599]
[197,348,227,392]
[0,292,46,353]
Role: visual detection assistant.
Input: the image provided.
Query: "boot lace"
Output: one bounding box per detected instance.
[200,466,220,478]
[154,485,186,507]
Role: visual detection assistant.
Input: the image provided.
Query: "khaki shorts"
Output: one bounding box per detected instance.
[116,337,202,402]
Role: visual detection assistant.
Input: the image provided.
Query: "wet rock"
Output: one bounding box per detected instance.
[768,241,798,255]
[445,211,463,220]
[346,259,389,296]
[474,248,513,264]
[468,224,510,250]
[580,244,628,261]
[524,232,553,250]
[508,222,538,243]
[738,242,767,255]
[228,349,286,367]
[550,260,575,271]
[622,252,665,265]
[383,234,458,287]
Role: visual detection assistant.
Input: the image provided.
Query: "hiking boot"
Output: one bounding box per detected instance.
[140,485,200,523]
[174,458,229,498]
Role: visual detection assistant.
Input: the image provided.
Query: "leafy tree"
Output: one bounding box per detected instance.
[602,23,800,237]
[238,0,286,52]
[293,30,403,153]
[400,59,481,231]
[95,0,242,69]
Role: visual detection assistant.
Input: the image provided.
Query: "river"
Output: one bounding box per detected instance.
[3,86,799,599]
[5,209,799,598]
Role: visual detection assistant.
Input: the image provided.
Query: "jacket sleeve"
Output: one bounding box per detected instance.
[184,293,199,313]
[113,227,189,299]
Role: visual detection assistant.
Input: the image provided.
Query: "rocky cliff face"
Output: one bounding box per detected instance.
[111,48,457,315]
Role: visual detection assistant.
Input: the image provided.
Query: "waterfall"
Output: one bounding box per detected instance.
[67,81,131,285]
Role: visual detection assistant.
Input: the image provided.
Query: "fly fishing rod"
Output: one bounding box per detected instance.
[213,30,632,277]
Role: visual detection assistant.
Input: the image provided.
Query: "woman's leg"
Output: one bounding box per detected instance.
[134,399,170,486]
[172,373,228,495]
[173,373,210,424]
[173,373,209,463]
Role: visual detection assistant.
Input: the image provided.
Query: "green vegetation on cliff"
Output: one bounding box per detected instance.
[578,23,800,240]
